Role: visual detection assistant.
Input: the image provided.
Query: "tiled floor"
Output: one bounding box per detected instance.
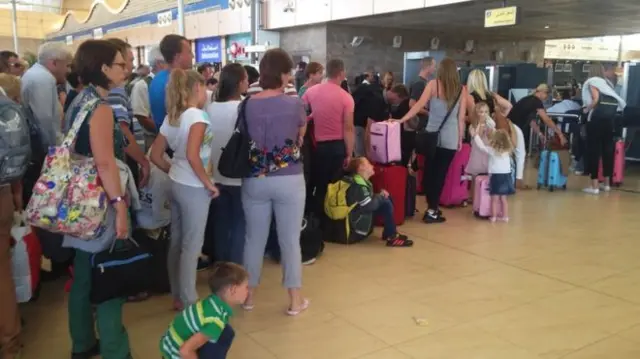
[19,169,640,359]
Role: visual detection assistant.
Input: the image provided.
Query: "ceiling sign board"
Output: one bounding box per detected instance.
[545,39,619,61]
[484,6,518,28]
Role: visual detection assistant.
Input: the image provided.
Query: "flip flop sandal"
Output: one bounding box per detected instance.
[286,298,310,316]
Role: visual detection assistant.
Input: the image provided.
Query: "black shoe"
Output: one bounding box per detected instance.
[423,210,446,224]
[197,257,211,272]
[386,234,414,247]
[71,341,99,359]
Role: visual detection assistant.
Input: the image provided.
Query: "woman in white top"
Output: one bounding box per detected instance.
[150,69,219,310]
[581,63,626,194]
[206,63,249,265]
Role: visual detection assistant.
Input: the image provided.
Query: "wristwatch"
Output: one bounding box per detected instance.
[109,196,125,205]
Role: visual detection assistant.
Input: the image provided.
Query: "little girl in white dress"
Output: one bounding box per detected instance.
[466,102,496,177]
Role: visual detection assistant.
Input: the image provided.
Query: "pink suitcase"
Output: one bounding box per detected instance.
[473,175,502,219]
[598,140,625,186]
[440,143,471,207]
[369,121,402,164]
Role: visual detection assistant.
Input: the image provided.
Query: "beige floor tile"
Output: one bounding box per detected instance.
[406,278,524,322]
[463,266,575,303]
[472,303,611,359]
[531,288,640,334]
[226,333,277,359]
[335,295,459,345]
[249,315,387,359]
[588,268,640,304]
[356,348,412,359]
[395,323,541,359]
[561,336,640,359]
[17,170,640,359]
[512,251,624,286]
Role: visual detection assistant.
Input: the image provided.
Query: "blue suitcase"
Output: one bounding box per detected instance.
[537,150,568,192]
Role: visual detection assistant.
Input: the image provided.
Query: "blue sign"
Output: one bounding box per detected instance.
[195,37,222,63]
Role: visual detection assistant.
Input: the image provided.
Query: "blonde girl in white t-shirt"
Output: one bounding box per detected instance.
[150,69,219,311]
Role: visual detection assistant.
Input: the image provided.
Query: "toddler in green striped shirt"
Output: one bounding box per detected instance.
[160,262,249,359]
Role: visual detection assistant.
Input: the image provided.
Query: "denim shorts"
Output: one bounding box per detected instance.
[489,173,515,196]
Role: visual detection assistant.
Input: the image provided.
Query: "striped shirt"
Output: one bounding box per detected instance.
[246,81,298,97]
[160,295,233,359]
[108,87,145,149]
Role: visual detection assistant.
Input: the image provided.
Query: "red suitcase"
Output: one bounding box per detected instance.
[371,164,407,226]
[440,143,471,207]
[598,139,625,186]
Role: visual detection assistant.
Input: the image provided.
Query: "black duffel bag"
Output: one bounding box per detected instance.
[89,238,152,304]
[132,226,170,294]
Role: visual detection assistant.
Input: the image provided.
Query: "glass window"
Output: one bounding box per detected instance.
[0,0,62,13]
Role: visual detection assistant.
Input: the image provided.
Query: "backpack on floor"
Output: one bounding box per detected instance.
[0,96,31,185]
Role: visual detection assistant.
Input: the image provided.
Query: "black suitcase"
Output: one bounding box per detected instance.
[133,226,170,294]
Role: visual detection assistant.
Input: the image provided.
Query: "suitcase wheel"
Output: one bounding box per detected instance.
[536,184,541,190]
[549,186,555,192]
[562,184,567,190]
[462,200,468,207]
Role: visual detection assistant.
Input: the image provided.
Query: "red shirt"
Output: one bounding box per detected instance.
[302,82,354,142]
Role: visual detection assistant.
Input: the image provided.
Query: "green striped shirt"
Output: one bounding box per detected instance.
[160,295,233,359]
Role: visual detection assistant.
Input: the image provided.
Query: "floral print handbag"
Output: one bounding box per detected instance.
[25,98,109,240]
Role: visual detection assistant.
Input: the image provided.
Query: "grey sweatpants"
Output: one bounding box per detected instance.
[169,181,212,306]
[242,174,305,289]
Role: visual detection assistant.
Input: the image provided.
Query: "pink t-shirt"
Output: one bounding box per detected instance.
[302,82,354,142]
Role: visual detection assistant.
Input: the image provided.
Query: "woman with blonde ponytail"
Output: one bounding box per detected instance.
[150,68,219,310]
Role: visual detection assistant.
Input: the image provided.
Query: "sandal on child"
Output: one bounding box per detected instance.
[286,298,310,316]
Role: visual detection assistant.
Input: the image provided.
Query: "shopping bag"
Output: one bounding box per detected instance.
[10,212,42,303]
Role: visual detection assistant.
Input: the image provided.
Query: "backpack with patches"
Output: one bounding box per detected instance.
[0,96,31,185]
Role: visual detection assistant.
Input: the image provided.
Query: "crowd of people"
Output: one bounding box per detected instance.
[0,35,626,359]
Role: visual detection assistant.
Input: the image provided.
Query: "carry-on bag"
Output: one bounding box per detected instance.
[440,143,471,207]
[132,226,170,294]
[598,139,625,186]
[11,214,42,303]
[89,238,152,304]
[371,164,407,226]
[537,150,568,192]
[369,121,402,164]
[473,175,503,219]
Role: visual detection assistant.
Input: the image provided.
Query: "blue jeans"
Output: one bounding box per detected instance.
[196,325,235,359]
[213,185,245,265]
[372,197,396,239]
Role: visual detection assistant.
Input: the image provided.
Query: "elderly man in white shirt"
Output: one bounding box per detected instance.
[21,42,72,150]
[131,46,168,151]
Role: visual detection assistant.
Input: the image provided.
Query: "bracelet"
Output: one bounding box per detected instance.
[109,196,125,205]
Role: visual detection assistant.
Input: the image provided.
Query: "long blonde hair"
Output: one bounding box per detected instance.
[466,69,489,100]
[166,69,205,126]
[436,58,461,110]
[588,62,606,79]
[489,129,514,154]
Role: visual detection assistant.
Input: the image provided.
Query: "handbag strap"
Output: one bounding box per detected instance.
[435,85,463,133]
[235,96,251,133]
[61,98,101,149]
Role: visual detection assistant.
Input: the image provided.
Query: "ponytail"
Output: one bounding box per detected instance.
[166,69,205,126]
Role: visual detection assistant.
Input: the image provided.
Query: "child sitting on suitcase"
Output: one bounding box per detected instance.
[345,158,413,247]
[466,102,496,199]
[470,128,515,222]
[160,262,249,359]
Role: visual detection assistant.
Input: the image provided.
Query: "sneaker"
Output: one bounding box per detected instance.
[600,184,611,192]
[386,234,414,247]
[499,217,510,223]
[422,210,445,224]
[583,187,600,195]
[71,341,99,359]
[302,257,317,265]
[197,256,211,271]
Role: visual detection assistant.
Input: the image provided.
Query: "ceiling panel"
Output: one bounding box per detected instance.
[335,0,640,41]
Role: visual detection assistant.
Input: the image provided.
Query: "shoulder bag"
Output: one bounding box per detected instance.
[415,86,462,157]
[25,98,111,240]
[218,97,253,179]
